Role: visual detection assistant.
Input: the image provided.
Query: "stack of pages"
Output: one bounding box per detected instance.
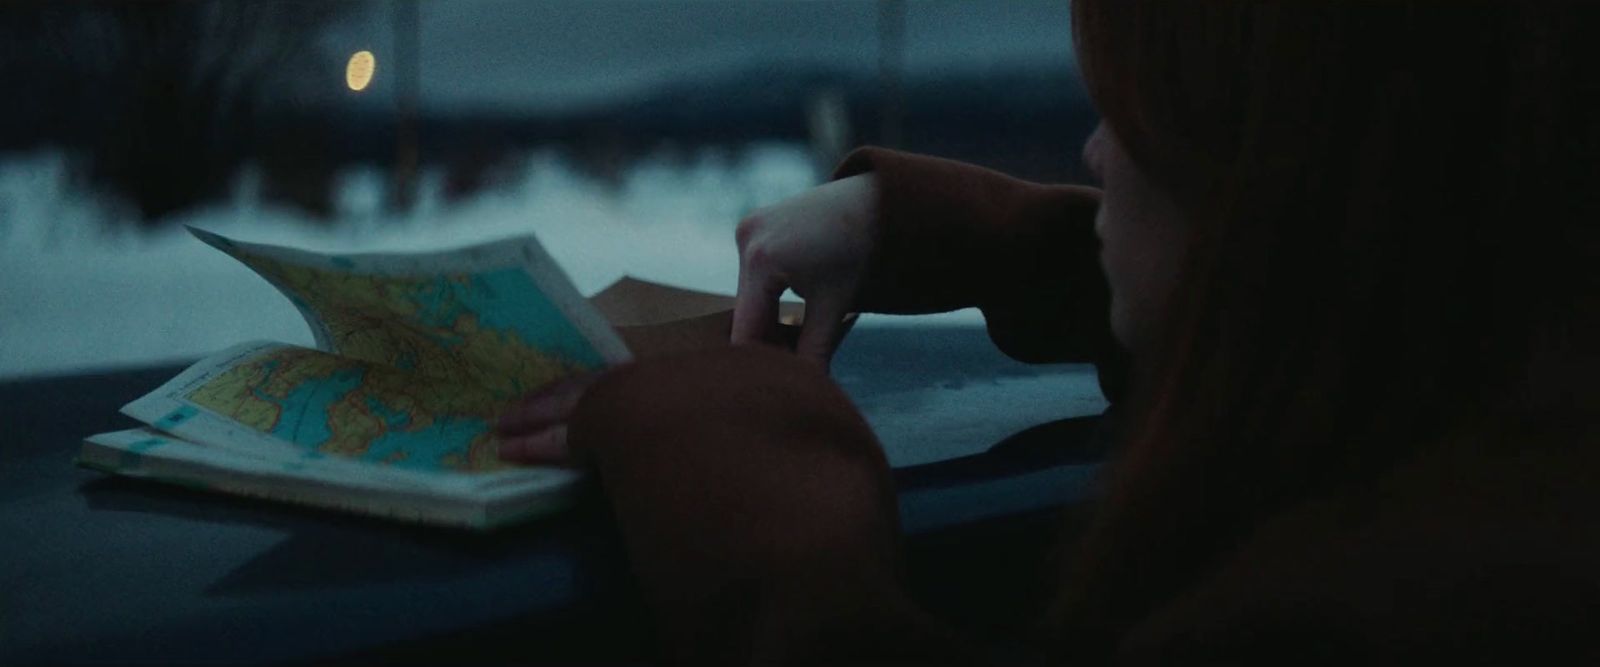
[79,228,799,529]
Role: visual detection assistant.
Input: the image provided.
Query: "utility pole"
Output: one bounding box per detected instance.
[877,0,906,149]
[389,0,420,213]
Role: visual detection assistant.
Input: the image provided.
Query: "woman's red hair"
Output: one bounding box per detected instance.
[1057,1,1600,652]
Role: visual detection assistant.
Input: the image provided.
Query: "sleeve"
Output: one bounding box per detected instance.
[832,147,1127,400]
[569,345,981,665]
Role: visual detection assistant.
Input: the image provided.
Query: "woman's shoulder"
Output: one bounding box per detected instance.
[1119,435,1600,663]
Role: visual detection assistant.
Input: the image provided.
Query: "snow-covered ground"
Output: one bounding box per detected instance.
[0,145,982,380]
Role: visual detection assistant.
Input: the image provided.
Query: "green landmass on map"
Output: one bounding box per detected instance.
[179,243,612,473]
[188,346,514,472]
[236,252,598,397]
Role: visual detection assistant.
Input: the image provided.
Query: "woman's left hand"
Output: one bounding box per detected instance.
[495,373,601,464]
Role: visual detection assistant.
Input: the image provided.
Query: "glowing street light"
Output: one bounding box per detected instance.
[346,50,376,92]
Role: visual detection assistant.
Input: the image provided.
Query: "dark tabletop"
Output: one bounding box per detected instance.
[1,326,1111,665]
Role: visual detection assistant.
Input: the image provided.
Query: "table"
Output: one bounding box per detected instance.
[1,326,1111,664]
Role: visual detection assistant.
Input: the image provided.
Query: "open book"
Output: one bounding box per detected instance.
[78,228,800,530]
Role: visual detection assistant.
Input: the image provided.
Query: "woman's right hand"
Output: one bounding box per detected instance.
[732,173,879,364]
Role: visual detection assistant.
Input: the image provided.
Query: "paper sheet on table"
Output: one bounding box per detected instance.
[592,276,806,357]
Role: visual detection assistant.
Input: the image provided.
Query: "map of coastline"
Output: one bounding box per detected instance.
[172,234,614,473]
[234,250,606,394]
[188,346,513,472]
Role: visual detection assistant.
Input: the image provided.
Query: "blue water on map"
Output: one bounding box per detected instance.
[468,268,606,368]
[405,268,606,370]
[361,398,488,470]
[364,396,410,430]
[236,261,612,471]
[248,362,487,470]
[264,366,364,448]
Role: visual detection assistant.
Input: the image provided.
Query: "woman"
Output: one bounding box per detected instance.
[498,2,1600,663]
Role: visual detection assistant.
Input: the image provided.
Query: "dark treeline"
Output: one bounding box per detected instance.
[0,2,1095,224]
[0,1,350,220]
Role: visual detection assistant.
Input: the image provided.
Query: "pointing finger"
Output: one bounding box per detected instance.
[497,373,598,435]
[732,269,786,345]
[794,295,853,366]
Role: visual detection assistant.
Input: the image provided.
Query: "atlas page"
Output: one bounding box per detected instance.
[80,228,630,528]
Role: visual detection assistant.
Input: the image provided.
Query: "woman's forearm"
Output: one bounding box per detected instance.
[833,148,1124,390]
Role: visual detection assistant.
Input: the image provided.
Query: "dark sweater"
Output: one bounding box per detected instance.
[568,148,1600,664]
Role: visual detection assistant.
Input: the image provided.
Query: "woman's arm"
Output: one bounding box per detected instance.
[734,147,1122,385]
[834,148,1127,399]
[569,345,981,665]
[833,148,1113,365]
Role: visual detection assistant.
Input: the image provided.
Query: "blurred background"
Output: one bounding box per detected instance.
[0,0,1095,380]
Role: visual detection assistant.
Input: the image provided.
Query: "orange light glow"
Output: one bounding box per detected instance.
[346,51,376,92]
